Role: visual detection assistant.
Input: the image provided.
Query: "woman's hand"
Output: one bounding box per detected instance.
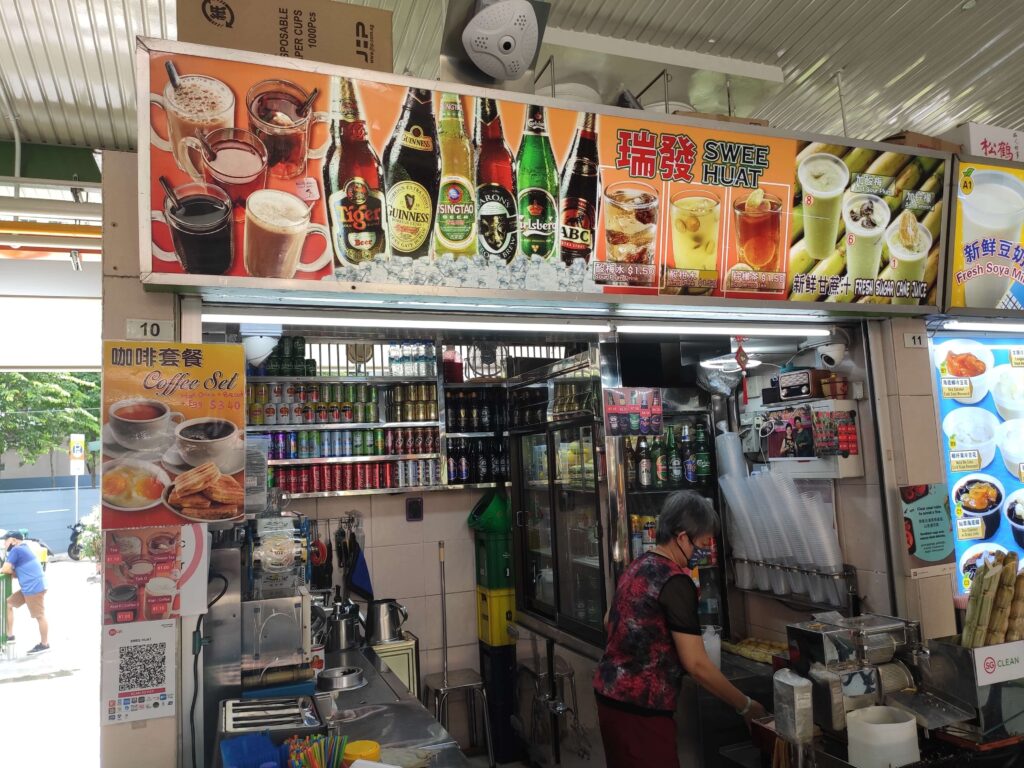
[743,698,767,724]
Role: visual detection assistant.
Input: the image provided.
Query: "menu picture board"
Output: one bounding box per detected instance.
[931,334,1024,594]
[101,341,246,530]
[139,39,947,311]
[947,158,1024,311]
[898,484,955,577]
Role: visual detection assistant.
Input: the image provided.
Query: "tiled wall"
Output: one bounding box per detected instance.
[290,488,488,746]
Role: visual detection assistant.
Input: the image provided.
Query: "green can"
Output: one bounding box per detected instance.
[309,430,321,458]
[355,383,368,403]
[364,401,378,423]
[352,429,364,456]
[278,337,292,357]
[304,358,317,377]
[344,383,358,403]
[319,383,332,402]
[373,428,385,455]
[291,335,306,358]
[353,401,366,424]
[297,430,310,459]
[332,383,345,402]
[369,386,378,403]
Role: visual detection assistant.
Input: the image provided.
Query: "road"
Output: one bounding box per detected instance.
[0,486,100,553]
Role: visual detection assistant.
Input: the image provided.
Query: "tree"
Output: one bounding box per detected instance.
[0,372,101,466]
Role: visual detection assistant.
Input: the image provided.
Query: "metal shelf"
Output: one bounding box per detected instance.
[279,480,511,499]
[248,375,436,383]
[445,432,501,439]
[268,453,438,466]
[443,381,505,389]
[247,421,439,432]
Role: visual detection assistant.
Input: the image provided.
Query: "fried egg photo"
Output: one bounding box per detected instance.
[102,459,171,511]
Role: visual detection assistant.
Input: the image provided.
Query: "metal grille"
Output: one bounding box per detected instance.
[448,343,567,382]
[304,338,437,378]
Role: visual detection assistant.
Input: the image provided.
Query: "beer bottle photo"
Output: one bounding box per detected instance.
[384,88,441,258]
[517,104,558,259]
[323,77,387,266]
[559,112,600,265]
[434,93,477,258]
[474,98,518,264]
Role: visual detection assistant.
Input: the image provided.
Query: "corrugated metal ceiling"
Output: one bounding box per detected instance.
[0,0,1021,152]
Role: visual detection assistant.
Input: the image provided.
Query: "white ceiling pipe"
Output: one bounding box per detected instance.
[0,196,102,220]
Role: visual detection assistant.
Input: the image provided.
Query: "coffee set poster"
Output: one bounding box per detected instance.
[103,524,210,626]
[948,159,1024,310]
[101,340,246,530]
[142,43,945,307]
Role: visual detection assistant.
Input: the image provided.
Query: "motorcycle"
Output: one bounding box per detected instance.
[67,522,87,561]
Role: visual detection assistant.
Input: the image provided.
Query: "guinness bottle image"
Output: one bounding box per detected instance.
[559,112,600,265]
[384,88,440,258]
[516,105,558,259]
[324,78,387,265]
[434,93,477,257]
[475,98,517,263]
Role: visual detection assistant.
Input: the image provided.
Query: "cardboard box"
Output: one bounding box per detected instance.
[176,0,393,73]
[883,130,960,154]
[942,121,1023,162]
[675,110,769,127]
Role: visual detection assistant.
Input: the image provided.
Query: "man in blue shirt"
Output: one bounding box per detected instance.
[3,531,49,654]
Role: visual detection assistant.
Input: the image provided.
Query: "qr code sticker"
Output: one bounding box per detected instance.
[118,642,167,691]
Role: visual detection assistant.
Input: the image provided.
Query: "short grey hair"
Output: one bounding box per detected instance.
[655,491,719,544]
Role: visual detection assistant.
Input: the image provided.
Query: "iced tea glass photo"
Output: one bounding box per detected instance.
[246,79,330,179]
[603,181,659,281]
[182,127,269,208]
[733,189,783,273]
[151,181,234,275]
[670,190,720,272]
[243,189,332,279]
[150,73,235,172]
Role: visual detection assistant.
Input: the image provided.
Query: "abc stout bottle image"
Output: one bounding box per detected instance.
[475,98,517,263]
[559,111,600,265]
[517,105,558,259]
[434,93,477,258]
[384,88,440,258]
[324,78,387,265]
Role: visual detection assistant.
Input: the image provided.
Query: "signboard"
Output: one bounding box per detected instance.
[69,433,86,477]
[603,387,663,436]
[944,122,1024,164]
[898,483,955,577]
[947,158,1024,310]
[972,640,1024,685]
[101,341,246,530]
[176,0,393,72]
[101,620,177,725]
[140,40,947,311]
[930,335,1024,594]
[103,524,209,625]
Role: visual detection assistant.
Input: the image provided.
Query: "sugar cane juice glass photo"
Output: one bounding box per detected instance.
[733,191,783,273]
[150,74,235,172]
[244,189,332,279]
[181,127,269,209]
[842,194,891,287]
[797,153,850,260]
[961,169,1024,307]
[670,190,719,272]
[603,181,659,283]
[887,216,933,305]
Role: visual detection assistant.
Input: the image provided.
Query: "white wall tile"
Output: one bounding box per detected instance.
[372,543,425,599]
[835,483,888,573]
[424,590,479,650]
[422,491,478,543]
[391,595,426,643]
[856,569,893,614]
[371,494,425,546]
[423,539,476,596]
[424,642,480,678]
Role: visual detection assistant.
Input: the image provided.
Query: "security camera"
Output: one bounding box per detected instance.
[816,343,847,370]
[462,0,539,81]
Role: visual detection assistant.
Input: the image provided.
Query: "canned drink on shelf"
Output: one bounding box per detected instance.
[412,428,425,454]
[332,431,344,457]
[284,382,298,403]
[297,468,310,495]
[373,428,385,456]
[423,429,435,454]
[263,403,277,425]
[342,463,354,490]
[425,383,437,402]
[272,432,286,460]
[331,383,344,402]
[339,402,354,423]
[297,385,309,403]
[403,383,417,402]
[383,461,394,488]
[254,384,270,403]
[249,402,263,426]
[366,463,377,489]
[301,404,315,424]
[384,428,395,455]
[355,463,366,490]
[344,383,358,403]
[369,386,379,403]
[352,430,364,456]
[246,383,255,402]
[391,384,404,404]
[407,458,422,487]
[308,384,321,403]
[310,431,321,458]
[414,401,427,422]
[297,431,310,459]
[353,401,366,424]
[355,383,368,403]
[388,404,401,422]
[403,428,415,455]
[340,430,353,457]
[332,463,343,491]
[319,384,332,403]
[290,402,303,424]
[364,401,378,423]
[328,402,341,422]
[396,460,408,488]
[311,464,323,493]
[277,403,291,424]
[287,432,299,459]
[393,428,405,454]
[270,382,284,402]
[427,401,438,421]
[315,403,329,424]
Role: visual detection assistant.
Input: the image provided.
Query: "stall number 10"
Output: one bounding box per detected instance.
[126,319,173,341]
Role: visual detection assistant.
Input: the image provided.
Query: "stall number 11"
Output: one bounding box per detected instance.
[904,333,926,349]
[126,319,173,341]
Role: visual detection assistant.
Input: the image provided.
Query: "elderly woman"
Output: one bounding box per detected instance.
[593,491,765,767]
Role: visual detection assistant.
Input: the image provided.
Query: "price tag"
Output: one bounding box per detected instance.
[295,177,321,202]
[1011,348,1024,367]
[940,377,973,400]
[949,450,981,472]
[903,332,926,349]
[126,319,173,341]
[956,516,985,541]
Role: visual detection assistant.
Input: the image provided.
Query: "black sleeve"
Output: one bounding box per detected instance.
[659,574,701,635]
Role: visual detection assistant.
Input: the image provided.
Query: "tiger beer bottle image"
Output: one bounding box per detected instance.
[323,78,387,265]
[517,105,558,259]
[384,88,440,258]
[559,112,600,265]
[474,98,517,263]
[434,93,477,258]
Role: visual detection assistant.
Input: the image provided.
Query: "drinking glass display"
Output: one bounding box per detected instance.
[887,211,934,305]
[670,190,719,272]
[150,74,235,171]
[732,190,783,273]
[150,181,233,275]
[842,194,890,290]
[960,169,1024,307]
[244,189,332,278]
[603,181,659,282]
[246,79,330,179]
[182,127,268,208]
[797,153,850,261]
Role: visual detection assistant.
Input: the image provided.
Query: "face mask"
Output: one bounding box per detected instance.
[677,534,709,569]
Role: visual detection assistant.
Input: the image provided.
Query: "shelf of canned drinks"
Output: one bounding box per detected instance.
[247,421,440,432]
[268,453,439,466]
[248,376,437,384]
[282,481,511,500]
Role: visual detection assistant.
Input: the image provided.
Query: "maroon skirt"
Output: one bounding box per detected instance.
[596,697,679,768]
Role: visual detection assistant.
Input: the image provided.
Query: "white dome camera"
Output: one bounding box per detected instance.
[462,0,539,81]
[816,343,847,370]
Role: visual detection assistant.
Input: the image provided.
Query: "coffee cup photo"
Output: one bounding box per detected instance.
[175,417,241,469]
[108,398,184,450]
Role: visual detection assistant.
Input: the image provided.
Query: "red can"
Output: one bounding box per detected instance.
[412,428,425,454]
[367,463,378,489]
[355,463,366,490]
[332,464,343,490]
[404,428,415,455]
[311,464,323,493]
[383,462,394,488]
[308,385,320,403]
[283,468,295,493]
[298,468,311,495]
[393,429,405,454]
[384,428,395,455]
[297,385,309,403]
[424,429,435,454]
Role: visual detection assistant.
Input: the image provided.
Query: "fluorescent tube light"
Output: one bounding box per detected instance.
[942,319,1024,333]
[616,324,831,337]
[202,312,611,334]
